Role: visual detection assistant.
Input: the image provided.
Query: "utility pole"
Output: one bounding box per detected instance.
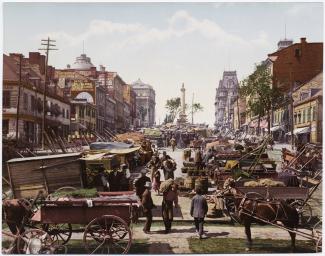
[15,54,23,146]
[38,37,58,150]
[236,95,240,130]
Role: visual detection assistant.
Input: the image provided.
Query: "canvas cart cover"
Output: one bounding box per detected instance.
[90,142,134,150]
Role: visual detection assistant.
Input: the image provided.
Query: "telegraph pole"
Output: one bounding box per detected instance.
[38,37,58,150]
[15,54,23,146]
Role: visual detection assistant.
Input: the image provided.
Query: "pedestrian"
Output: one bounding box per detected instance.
[108,168,122,191]
[190,187,208,239]
[152,169,161,195]
[134,169,151,199]
[142,182,154,234]
[170,137,176,151]
[119,164,131,191]
[162,183,179,233]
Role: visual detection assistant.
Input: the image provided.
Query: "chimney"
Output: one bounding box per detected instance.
[300,37,307,44]
[100,65,105,72]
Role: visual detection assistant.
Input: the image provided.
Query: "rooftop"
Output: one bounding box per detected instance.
[72,53,95,70]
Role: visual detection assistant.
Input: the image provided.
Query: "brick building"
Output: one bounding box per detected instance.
[3,53,70,145]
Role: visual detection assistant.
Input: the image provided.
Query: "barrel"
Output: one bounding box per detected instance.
[181,167,188,174]
[184,177,195,189]
[195,177,209,194]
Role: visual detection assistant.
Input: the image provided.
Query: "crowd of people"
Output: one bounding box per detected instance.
[134,145,209,239]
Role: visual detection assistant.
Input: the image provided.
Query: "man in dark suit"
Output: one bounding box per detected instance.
[134,169,151,199]
[141,182,154,234]
[190,188,208,239]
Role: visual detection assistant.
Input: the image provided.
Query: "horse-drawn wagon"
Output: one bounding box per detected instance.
[3,191,140,254]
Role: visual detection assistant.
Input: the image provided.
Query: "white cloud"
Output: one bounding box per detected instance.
[36,10,269,50]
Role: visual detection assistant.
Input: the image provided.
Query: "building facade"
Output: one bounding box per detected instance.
[131,79,156,127]
[292,72,322,144]
[3,53,70,145]
[214,71,239,130]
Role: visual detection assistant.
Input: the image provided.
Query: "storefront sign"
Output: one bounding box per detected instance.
[71,81,94,92]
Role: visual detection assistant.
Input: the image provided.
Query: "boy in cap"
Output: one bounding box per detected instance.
[142,181,154,234]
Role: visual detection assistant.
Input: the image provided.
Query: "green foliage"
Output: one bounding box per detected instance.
[239,63,284,133]
[165,97,181,123]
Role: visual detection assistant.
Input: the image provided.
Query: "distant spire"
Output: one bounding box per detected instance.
[285,23,287,39]
[82,41,84,54]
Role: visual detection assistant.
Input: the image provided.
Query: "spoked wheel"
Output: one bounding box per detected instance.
[224,198,240,224]
[16,229,53,254]
[290,200,313,226]
[42,223,72,245]
[83,215,132,254]
[312,220,322,252]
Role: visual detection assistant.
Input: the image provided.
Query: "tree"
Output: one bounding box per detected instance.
[165,97,181,123]
[240,63,283,135]
[189,103,204,124]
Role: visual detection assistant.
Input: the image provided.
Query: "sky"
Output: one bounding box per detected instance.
[3,2,324,126]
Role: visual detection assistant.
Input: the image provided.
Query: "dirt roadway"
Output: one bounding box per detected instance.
[134,224,312,253]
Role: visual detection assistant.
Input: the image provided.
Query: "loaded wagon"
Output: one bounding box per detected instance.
[3,191,140,254]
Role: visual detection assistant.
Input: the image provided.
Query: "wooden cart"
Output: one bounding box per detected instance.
[30,191,139,254]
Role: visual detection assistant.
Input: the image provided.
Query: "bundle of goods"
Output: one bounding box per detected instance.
[115,132,144,144]
[244,178,285,187]
[160,178,174,193]
[183,161,196,168]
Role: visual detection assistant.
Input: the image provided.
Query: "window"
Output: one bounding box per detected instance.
[294,112,297,124]
[3,91,10,108]
[312,106,316,121]
[302,109,305,123]
[307,107,311,122]
[298,111,301,124]
[67,110,69,119]
[31,95,35,111]
[62,108,65,118]
[23,93,28,110]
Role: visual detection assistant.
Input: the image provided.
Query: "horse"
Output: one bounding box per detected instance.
[220,178,299,252]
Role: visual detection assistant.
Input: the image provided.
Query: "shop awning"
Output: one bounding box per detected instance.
[286,127,311,135]
[270,126,285,132]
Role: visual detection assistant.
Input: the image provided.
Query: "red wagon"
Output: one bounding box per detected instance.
[29,191,140,254]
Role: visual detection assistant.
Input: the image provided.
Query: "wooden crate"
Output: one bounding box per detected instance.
[7,153,83,199]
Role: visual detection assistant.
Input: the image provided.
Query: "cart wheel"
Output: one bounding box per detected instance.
[315,236,322,252]
[224,198,240,224]
[83,215,132,254]
[290,200,313,226]
[17,228,53,254]
[42,223,72,245]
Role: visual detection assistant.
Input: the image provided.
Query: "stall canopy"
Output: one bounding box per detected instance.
[90,142,134,150]
[286,127,311,135]
[270,125,285,132]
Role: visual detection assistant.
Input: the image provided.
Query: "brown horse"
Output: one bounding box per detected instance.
[221,178,299,252]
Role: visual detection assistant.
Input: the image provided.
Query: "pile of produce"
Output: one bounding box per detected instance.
[51,188,98,199]
[115,132,144,144]
[244,178,285,187]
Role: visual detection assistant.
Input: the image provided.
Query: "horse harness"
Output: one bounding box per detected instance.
[238,194,289,223]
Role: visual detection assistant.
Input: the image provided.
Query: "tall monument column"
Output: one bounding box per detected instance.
[181,83,186,115]
[178,82,187,127]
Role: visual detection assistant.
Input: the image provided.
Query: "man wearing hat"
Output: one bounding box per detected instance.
[120,164,131,191]
[142,181,154,234]
[134,169,151,199]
